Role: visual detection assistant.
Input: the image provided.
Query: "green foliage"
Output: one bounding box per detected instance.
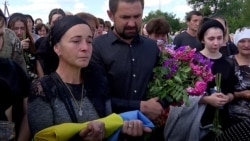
[147,48,195,106]
[143,10,185,33]
[186,0,245,33]
[210,73,222,137]
[241,0,250,27]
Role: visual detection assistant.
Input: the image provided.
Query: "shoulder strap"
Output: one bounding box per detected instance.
[50,73,78,123]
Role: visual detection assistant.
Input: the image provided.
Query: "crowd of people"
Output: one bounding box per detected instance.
[0,0,250,141]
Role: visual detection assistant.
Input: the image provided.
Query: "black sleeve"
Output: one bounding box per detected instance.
[229,42,239,55]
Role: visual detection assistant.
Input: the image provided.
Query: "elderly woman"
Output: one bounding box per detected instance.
[28,15,152,140]
[216,27,250,141]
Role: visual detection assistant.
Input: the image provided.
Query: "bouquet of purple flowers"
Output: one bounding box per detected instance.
[147,46,214,126]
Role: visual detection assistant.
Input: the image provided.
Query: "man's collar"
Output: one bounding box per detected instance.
[108,27,141,44]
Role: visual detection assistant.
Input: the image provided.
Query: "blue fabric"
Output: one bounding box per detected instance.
[108,110,154,141]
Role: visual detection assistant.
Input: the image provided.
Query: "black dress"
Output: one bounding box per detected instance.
[199,54,237,141]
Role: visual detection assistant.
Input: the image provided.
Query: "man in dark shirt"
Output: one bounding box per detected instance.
[87,0,163,121]
[174,11,203,51]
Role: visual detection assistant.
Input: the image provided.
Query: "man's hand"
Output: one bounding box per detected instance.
[121,120,152,137]
[140,97,164,120]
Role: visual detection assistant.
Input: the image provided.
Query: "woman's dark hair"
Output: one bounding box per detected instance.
[197,17,225,42]
[48,8,66,25]
[34,18,42,24]
[8,13,36,54]
[35,23,49,35]
[25,14,34,25]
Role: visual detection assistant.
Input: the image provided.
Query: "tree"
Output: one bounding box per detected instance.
[187,0,218,16]
[241,0,250,27]
[143,10,185,33]
[186,0,244,32]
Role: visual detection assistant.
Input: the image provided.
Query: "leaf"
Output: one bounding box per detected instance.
[183,66,191,73]
[174,75,182,83]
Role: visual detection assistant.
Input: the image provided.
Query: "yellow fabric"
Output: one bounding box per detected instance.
[34,113,123,141]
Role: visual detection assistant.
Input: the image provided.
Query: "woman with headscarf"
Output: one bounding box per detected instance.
[28,15,152,140]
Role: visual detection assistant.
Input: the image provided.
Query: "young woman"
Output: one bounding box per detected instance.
[28,15,151,140]
[197,17,237,141]
[25,14,40,42]
[164,18,237,141]
[7,13,43,80]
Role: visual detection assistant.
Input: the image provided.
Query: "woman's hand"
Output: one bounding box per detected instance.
[121,120,152,137]
[21,38,30,49]
[79,121,105,141]
[206,93,229,107]
[235,90,250,99]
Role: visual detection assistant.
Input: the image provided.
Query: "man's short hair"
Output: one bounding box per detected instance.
[185,11,202,22]
[109,0,144,14]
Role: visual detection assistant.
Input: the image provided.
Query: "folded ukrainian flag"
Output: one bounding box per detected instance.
[34,110,154,141]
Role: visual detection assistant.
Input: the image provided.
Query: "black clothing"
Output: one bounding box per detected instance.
[28,73,108,136]
[173,31,203,51]
[0,78,12,120]
[36,36,58,75]
[229,56,250,123]
[0,58,30,138]
[87,31,159,114]
[199,55,237,140]
[219,42,238,57]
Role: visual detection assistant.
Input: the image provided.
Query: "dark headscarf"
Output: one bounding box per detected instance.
[50,15,89,47]
[197,18,225,42]
[36,15,89,75]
